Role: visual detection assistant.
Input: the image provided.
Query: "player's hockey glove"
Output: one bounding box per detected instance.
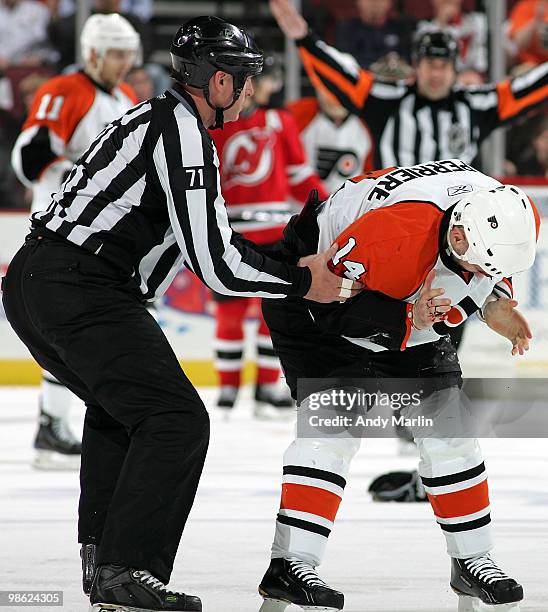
[282,188,324,261]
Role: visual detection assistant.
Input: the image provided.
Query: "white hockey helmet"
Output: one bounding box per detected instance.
[81,13,140,63]
[448,185,538,278]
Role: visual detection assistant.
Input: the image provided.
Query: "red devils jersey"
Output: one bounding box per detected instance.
[210,107,328,244]
[318,160,541,351]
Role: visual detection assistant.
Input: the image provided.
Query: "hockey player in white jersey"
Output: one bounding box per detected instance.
[11,14,139,472]
[287,88,374,194]
[257,160,539,612]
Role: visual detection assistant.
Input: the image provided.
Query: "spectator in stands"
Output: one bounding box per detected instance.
[508,0,548,67]
[126,66,153,101]
[48,0,150,69]
[334,0,415,68]
[417,0,487,82]
[369,50,413,80]
[0,0,53,69]
[508,115,548,176]
[51,0,153,21]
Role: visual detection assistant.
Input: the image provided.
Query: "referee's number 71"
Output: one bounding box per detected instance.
[186,168,204,187]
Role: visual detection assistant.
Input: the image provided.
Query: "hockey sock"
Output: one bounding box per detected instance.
[214,299,248,387]
[41,372,73,420]
[257,315,280,385]
[272,419,361,566]
[416,437,493,558]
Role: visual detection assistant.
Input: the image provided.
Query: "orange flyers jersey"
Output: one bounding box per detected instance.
[12,71,137,213]
[317,159,536,351]
[287,97,374,194]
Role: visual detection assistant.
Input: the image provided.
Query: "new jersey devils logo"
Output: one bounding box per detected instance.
[222,127,276,188]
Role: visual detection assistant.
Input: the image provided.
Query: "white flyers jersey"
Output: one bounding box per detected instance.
[319,159,537,351]
[11,71,137,213]
[288,97,374,194]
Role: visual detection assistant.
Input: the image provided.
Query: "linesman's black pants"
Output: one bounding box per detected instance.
[2,237,210,583]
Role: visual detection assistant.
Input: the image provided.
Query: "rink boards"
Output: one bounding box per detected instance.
[1,182,547,384]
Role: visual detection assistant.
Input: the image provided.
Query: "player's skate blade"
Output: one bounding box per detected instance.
[254,384,295,420]
[33,410,81,470]
[451,556,523,606]
[90,565,201,612]
[33,450,81,470]
[455,596,521,612]
[259,598,340,611]
[258,558,343,611]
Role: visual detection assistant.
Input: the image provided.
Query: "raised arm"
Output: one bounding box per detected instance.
[464,62,548,139]
[270,0,405,117]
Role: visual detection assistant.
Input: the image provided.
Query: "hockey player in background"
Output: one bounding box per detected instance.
[257,160,539,611]
[10,13,139,470]
[287,88,374,194]
[209,56,328,416]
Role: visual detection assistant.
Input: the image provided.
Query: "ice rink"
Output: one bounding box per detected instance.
[1,386,547,612]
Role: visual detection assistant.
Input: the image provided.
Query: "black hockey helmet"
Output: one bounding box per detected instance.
[170,16,264,128]
[412,30,459,65]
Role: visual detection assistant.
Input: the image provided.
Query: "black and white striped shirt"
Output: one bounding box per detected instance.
[31,85,311,301]
[298,34,548,168]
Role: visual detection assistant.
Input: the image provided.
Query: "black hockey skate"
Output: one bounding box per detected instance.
[451,555,523,611]
[81,543,97,595]
[254,384,294,420]
[217,386,239,409]
[33,407,81,470]
[258,558,344,611]
[89,564,201,612]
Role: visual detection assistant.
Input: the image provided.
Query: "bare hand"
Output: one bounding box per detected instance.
[303,243,363,303]
[483,298,532,356]
[412,270,452,330]
[269,0,308,40]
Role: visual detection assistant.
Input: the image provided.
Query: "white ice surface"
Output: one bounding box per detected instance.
[1,387,547,612]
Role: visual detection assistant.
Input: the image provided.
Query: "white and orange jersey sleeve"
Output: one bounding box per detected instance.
[12,72,137,213]
[12,72,97,187]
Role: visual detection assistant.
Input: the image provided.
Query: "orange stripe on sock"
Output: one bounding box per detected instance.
[427,480,490,519]
[281,483,342,522]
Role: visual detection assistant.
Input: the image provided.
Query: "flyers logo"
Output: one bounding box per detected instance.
[316,148,359,180]
[222,127,276,188]
[487,215,499,229]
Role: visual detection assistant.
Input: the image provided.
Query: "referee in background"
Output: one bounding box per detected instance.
[1,16,360,612]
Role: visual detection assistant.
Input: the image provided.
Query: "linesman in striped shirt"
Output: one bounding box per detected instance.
[1,16,361,612]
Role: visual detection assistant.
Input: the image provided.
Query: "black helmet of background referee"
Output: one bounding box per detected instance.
[170,16,264,129]
[412,30,459,65]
